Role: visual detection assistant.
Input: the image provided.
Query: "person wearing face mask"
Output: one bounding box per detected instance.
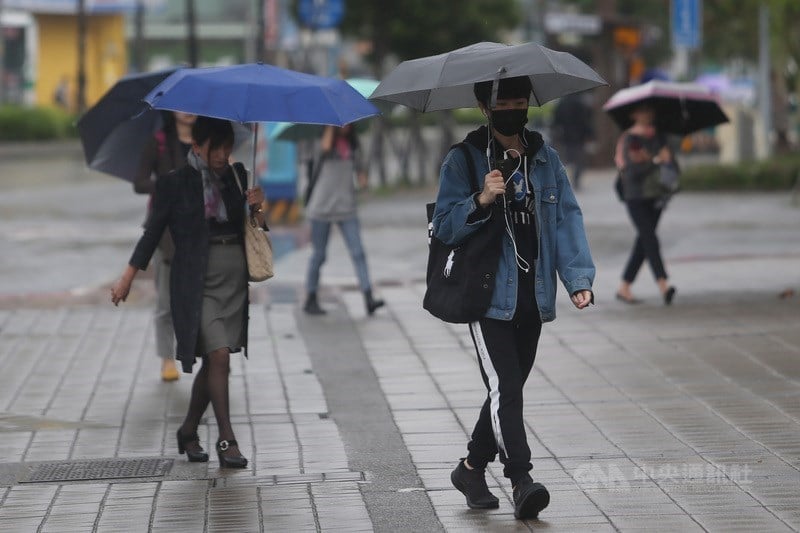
[111,116,267,469]
[432,76,595,520]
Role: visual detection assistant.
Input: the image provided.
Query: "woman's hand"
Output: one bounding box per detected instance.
[245,186,265,208]
[570,290,593,309]
[655,146,671,164]
[246,186,267,227]
[111,265,138,306]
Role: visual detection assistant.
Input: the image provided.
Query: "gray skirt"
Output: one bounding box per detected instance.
[196,242,247,356]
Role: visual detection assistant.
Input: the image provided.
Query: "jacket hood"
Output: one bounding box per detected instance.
[463,125,545,161]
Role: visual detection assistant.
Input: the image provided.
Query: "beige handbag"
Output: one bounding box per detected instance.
[231,164,274,282]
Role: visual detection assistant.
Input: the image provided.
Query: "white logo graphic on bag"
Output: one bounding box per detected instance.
[444,250,456,277]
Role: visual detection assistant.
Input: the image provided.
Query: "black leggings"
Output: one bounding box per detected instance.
[466,310,542,485]
[623,198,667,283]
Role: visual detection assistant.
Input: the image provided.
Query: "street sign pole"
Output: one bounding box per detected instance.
[76,0,87,113]
[758,5,771,157]
[671,0,701,79]
[0,0,5,105]
[671,0,701,49]
[297,0,344,75]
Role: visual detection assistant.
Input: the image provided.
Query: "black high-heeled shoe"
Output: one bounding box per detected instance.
[216,439,248,469]
[176,429,209,462]
[663,286,676,306]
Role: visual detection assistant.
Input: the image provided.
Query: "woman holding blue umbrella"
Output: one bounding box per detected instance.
[111,116,266,468]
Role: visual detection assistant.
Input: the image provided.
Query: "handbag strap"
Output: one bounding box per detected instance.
[304,152,328,205]
[230,162,249,194]
[231,163,269,230]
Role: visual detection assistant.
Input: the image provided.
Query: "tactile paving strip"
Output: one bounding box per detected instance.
[21,458,173,483]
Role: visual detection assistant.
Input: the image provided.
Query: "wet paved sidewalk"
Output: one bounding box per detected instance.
[1,168,799,531]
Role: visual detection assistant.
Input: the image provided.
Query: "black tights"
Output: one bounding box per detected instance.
[180,348,239,454]
[622,198,667,283]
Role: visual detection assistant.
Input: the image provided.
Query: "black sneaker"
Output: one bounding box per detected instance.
[450,459,500,509]
[513,477,550,520]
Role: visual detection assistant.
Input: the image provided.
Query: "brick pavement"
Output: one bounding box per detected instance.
[1,169,799,531]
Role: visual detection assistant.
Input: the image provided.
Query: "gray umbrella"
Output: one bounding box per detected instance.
[370,41,607,111]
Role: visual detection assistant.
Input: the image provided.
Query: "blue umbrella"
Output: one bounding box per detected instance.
[143,63,380,125]
[144,63,380,178]
[268,78,380,142]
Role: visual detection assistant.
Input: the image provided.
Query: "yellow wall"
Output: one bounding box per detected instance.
[35,14,127,112]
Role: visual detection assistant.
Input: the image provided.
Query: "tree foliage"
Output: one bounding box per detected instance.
[702,0,759,63]
[567,0,799,76]
[701,0,800,74]
[331,0,519,72]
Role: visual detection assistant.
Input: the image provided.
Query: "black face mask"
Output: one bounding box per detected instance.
[490,108,528,136]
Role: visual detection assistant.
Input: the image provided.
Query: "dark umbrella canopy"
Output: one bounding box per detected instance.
[369,41,607,111]
[603,81,729,135]
[77,68,180,182]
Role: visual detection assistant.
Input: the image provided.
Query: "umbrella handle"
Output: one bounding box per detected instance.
[680,97,689,122]
[250,123,258,189]
[490,67,507,109]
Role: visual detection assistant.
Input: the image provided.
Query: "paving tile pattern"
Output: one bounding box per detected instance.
[1,177,800,531]
[339,283,800,532]
[0,305,373,532]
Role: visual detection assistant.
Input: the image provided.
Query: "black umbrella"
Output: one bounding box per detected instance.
[76,68,181,182]
[602,81,729,135]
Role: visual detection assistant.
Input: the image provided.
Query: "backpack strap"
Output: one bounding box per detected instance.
[453,142,480,194]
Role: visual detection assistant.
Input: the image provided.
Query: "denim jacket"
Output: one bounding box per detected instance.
[432,130,595,322]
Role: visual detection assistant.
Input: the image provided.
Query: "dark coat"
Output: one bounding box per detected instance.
[129,162,249,373]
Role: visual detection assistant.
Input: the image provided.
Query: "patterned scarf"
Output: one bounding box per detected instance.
[187,149,228,222]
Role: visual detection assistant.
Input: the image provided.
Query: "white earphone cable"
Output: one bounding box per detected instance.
[485,126,530,274]
[501,149,530,273]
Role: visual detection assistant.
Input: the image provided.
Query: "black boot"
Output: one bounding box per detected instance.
[364,289,385,315]
[303,292,326,315]
[513,475,550,520]
[450,459,499,509]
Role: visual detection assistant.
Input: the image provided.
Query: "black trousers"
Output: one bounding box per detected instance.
[466,309,542,485]
[623,198,667,283]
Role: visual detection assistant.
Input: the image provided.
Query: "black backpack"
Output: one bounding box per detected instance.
[423,143,504,323]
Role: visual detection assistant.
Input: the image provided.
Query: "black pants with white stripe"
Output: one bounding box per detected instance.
[467,309,542,485]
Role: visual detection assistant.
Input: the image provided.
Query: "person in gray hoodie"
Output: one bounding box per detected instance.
[303,124,384,316]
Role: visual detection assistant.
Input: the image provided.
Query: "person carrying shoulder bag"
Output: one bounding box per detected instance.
[614,103,677,306]
[434,76,594,521]
[302,124,385,316]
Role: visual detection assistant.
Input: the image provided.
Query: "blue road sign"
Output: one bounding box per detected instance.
[297,0,345,30]
[672,0,701,49]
